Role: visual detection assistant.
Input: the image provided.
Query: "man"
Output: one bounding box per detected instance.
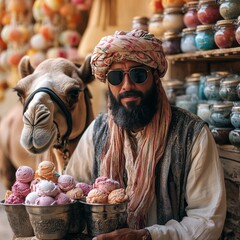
[65,29,226,240]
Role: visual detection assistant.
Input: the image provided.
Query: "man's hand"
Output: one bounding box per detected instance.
[92,228,149,240]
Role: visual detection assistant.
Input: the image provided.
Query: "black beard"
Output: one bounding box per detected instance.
[109,83,158,130]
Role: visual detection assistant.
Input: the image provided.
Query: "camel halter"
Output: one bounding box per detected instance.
[23,87,73,162]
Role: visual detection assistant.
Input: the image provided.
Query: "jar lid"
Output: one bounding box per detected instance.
[221,79,240,86]
[132,16,149,24]
[163,31,181,39]
[186,74,201,82]
[149,14,163,23]
[185,1,199,8]
[166,80,184,88]
[206,76,222,82]
[164,7,183,14]
[196,24,214,31]
[232,106,240,113]
[182,27,196,34]
[199,0,217,6]
[216,19,236,26]
[211,71,230,77]
[191,73,202,78]
[212,102,233,110]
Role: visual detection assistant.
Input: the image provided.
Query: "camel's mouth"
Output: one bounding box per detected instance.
[20,125,58,154]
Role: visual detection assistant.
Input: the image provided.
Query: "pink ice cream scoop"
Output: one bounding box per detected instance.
[57,175,76,192]
[55,192,72,205]
[12,181,31,197]
[5,193,25,204]
[25,192,39,205]
[15,166,34,183]
[93,177,120,194]
[76,182,92,196]
[35,196,56,206]
[36,180,59,197]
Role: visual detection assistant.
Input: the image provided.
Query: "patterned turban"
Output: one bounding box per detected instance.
[90,29,168,82]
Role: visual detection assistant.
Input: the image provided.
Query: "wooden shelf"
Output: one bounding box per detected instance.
[166,47,240,63]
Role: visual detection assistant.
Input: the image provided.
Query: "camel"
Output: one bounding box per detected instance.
[0,56,95,189]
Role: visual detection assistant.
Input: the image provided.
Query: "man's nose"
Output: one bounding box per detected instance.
[121,73,134,89]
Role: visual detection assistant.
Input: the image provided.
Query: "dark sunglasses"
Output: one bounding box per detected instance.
[106,67,151,86]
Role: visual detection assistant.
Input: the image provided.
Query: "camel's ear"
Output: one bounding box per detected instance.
[78,54,95,84]
[18,56,35,78]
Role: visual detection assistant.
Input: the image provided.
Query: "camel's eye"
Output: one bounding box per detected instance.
[66,87,81,108]
[13,88,25,104]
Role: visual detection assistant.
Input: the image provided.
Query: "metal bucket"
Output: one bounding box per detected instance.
[25,202,75,240]
[0,200,34,237]
[80,200,128,237]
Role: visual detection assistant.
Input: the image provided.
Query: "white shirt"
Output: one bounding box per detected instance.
[65,121,226,240]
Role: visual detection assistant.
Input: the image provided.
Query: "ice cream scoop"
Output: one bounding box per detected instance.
[35,160,58,183]
[93,177,120,194]
[15,166,34,183]
[25,192,39,205]
[57,174,76,192]
[66,188,84,199]
[86,189,108,204]
[76,182,92,196]
[35,196,56,206]
[108,188,129,204]
[55,192,72,205]
[5,193,25,204]
[30,178,41,192]
[36,180,59,197]
[11,181,31,197]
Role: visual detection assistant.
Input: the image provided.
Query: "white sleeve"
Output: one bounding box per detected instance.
[64,120,95,183]
[146,126,226,240]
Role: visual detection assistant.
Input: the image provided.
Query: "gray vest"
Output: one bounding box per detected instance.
[92,106,206,225]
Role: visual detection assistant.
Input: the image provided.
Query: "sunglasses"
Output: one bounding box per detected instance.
[106,67,151,86]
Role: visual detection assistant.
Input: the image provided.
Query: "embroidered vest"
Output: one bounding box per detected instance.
[92,106,206,225]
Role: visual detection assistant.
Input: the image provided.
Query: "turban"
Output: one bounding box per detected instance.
[90,29,168,82]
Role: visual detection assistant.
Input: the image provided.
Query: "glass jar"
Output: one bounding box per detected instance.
[210,102,233,127]
[237,82,240,99]
[175,94,199,114]
[198,74,208,100]
[181,27,197,52]
[197,0,222,25]
[235,16,240,45]
[185,73,201,95]
[165,79,185,105]
[219,74,240,101]
[195,24,216,50]
[229,129,240,147]
[218,0,240,20]
[183,1,201,28]
[204,76,222,100]
[162,7,185,33]
[148,14,164,37]
[197,103,212,124]
[162,0,185,8]
[230,106,240,129]
[162,31,181,54]
[132,16,149,31]
[214,19,238,49]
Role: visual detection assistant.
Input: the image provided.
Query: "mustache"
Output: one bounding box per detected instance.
[118,91,143,100]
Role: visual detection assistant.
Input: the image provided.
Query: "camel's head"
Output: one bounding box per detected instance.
[14,56,94,154]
